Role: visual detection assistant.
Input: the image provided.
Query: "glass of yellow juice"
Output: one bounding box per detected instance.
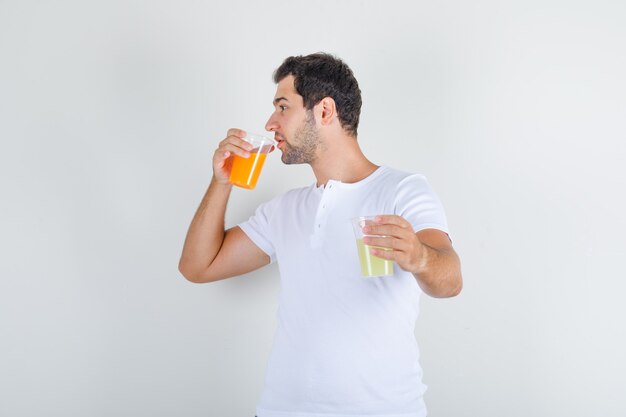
[229,133,277,189]
[351,216,394,277]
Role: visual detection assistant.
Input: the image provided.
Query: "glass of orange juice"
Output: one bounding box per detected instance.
[229,132,277,189]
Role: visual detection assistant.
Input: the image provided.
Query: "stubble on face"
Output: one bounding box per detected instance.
[281,111,320,165]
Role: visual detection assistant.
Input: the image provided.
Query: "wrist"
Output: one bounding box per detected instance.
[211,175,233,188]
[409,242,430,275]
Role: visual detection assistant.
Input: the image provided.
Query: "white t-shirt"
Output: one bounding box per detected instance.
[239,166,449,417]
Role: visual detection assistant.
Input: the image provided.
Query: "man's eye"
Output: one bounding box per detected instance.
[279,105,287,111]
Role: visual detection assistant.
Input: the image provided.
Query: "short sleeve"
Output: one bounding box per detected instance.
[393,174,450,236]
[238,197,279,263]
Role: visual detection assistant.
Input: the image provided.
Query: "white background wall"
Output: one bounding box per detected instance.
[1,1,625,416]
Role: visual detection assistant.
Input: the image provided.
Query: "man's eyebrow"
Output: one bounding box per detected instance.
[273,97,289,105]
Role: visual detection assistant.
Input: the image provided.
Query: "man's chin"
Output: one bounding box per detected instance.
[281,153,304,165]
[281,155,296,165]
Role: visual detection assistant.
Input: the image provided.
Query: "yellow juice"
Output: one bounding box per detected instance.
[229,152,267,189]
[356,239,393,277]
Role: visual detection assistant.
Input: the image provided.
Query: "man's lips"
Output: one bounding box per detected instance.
[274,134,286,149]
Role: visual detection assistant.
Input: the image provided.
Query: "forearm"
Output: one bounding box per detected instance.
[178,177,233,281]
[412,244,462,298]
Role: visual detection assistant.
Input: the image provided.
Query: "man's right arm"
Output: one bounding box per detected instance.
[178,129,271,283]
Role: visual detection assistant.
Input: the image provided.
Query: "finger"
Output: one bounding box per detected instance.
[216,143,251,159]
[373,214,412,229]
[368,246,399,261]
[213,152,232,176]
[363,235,408,252]
[219,134,254,151]
[362,224,411,238]
[215,153,232,170]
[226,128,247,138]
[220,135,253,151]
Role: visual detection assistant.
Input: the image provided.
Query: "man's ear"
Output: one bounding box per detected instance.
[315,97,337,126]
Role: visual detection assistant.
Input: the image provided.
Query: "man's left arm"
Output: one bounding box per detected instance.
[362,215,462,298]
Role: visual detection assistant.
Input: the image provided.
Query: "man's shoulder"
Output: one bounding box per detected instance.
[258,183,317,208]
[377,166,428,186]
[279,183,317,200]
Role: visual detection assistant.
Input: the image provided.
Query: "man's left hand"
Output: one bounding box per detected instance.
[361,215,425,274]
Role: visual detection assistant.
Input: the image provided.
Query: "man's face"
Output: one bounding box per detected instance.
[265,75,321,165]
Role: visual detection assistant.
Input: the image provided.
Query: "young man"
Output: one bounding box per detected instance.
[179,53,462,417]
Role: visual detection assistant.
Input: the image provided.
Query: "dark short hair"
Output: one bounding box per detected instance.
[273,53,362,137]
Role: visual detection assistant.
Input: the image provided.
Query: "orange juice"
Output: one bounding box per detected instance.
[230,152,268,189]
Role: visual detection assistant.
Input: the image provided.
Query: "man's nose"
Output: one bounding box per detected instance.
[265,114,278,132]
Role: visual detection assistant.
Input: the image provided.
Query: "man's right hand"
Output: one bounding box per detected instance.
[179,127,271,283]
[212,128,254,184]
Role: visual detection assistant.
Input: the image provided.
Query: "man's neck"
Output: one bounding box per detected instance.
[310,135,378,187]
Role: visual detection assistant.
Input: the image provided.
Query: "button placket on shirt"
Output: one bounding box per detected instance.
[314,182,336,234]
